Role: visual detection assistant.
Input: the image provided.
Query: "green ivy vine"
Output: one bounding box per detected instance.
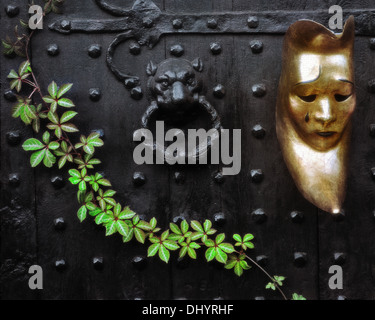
[2,0,306,301]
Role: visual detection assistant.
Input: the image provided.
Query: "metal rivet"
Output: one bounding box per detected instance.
[143,17,153,28]
[6,131,21,146]
[207,18,218,29]
[132,256,147,270]
[89,88,101,102]
[294,252,307,267]
[88,44,102,58]
[124,78,139,89]
[210,42,222,55]
[47,44,59,56]
[368,79,375,93]
[129,42,141,55]
[93,257,104,270]
[252,83,266,97]
[4,89,17,102]
[54,217,66,231]
[334,252,346,266]
[213,171,225,184]
[213,84,226,98]
[256,255,268,267]
[290,211,304,223]
[172,19,183,29]
[5,5,19,17]
[51,176,65,189]
[254,296,265,300]
[249,40,263,54]
[174,172,185,184]
[170,44,184,57]
[337,295,347,300]
[133,172,146,186]
[130,87,143,100]
[172,215,186,224]
[369,124,375,137]
[247,16,259,28]
[251,208,267,224]
[55,259,67,271]
[373,210,375,220]
[213,297,224,300]
[91,129,105,139]
[332,210,345,222]
[252,124,266,139]
[369,38,375,50]
[9,173,20,187]
[250,169,264,183]
[60,20,71,31]
[371,168,375,181]
[213,212,226,227]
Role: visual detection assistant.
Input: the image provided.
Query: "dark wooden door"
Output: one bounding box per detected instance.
[1,0,375,300]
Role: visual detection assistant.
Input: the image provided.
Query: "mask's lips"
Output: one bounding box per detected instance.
[316,131,336,137]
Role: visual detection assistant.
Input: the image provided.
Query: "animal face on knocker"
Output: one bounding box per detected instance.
[147,58,203,117]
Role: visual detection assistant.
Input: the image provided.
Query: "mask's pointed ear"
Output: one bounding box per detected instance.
[146,61,158,76]
[192,58,204,72]
[340,15,355,47]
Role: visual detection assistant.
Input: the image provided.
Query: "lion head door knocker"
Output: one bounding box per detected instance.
[141,58,221,163]
[276,16,356,213]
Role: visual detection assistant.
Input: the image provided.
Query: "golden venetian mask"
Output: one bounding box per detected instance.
[276,16,356,213]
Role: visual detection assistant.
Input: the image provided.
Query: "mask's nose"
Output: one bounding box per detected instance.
[172,82,185,104]
[313,98,337,126]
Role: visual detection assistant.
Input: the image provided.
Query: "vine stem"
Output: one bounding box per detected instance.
[235,250,288,300]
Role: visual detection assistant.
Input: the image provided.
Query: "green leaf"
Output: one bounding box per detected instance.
[78,180,86,191]
[158,245,170,263]
[243,234,254,242]
[43,96,55,104]
[61,123,79,133]
[22,138,45,151]
[105,221,117,236]
[30,149,46,167]
[148,243,160,257]
[116,220,129,236]
[69,169,81,178]
[57,83,73,99]
[203,219,212,232]
[134,228,146,244]
[233,234,242,242]
[60,111,77,123]
[48,81,58,98]
[7,69,19,79]
[181,220,189,234]
[58,98,75,108]
[118,207,136,220]
[292,293,306,301]
[43,150,56,168]
[97,179,111,186]
[123,228,134,243]
[169,223,181,235]
[224,259,237,270]
[215,248,228,264]
[18,60,30,76]
[48,141,60,150]
[163,240,179,251]
[77,205,87,222]
[103,190,116,197]
[161,230,169,241]
[47,111,59,124]
[187,247,197,259]
[216,233,225,244]
[219,243,234,254]
[191,220,203,232]
[179,246,188,259]
[137,221,152,231]
[234,263,243,277]
[205,247,216,262]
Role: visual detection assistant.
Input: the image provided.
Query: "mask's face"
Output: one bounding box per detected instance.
[286,53,355,151]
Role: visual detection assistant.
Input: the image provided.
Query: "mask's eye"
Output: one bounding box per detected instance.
[299,95,317,102]
[334,94,351,102]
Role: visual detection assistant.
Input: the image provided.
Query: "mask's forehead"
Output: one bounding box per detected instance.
[288,52,353,86]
